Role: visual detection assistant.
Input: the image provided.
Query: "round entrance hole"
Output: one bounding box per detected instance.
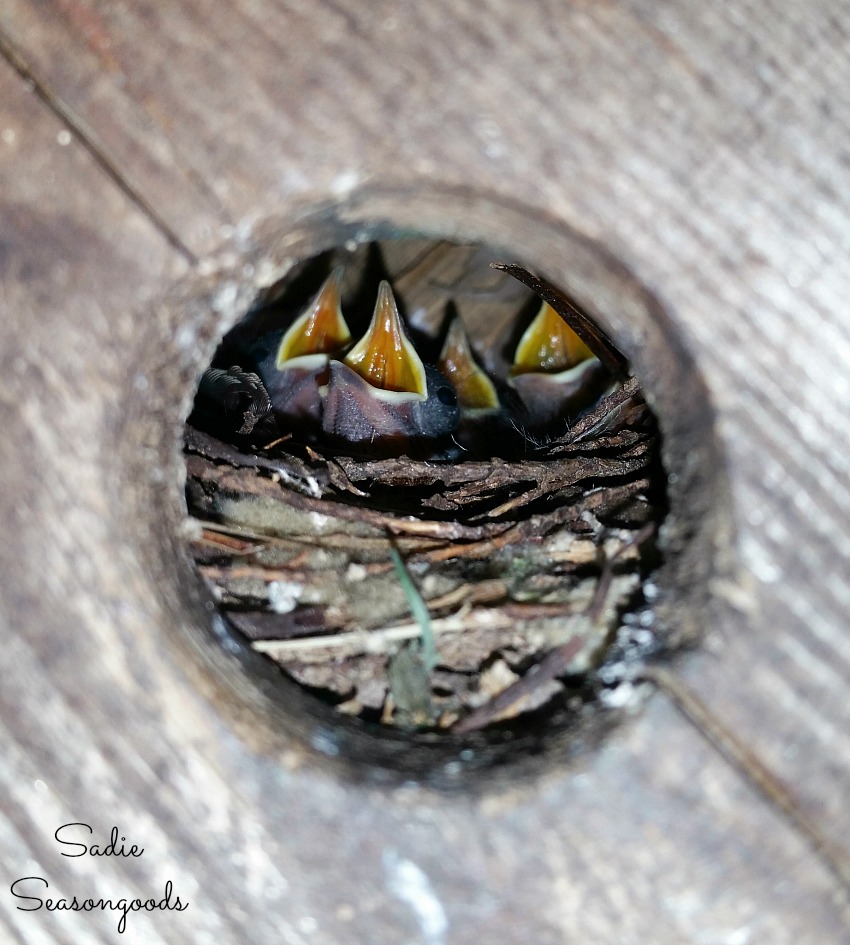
[182,231,684,764]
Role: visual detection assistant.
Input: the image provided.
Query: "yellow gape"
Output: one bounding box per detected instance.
[344,281,428,398]
[511,301,594,376]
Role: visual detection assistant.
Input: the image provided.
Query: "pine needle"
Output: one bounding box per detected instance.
[390,547,438,671]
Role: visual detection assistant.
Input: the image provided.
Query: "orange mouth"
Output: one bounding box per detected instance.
[344,281,428,398]
[438,317,499,411]
[275,267,351,365]
[511,301,595,376]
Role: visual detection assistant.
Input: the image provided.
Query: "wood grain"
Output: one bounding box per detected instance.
[2,0,850,942]
[0,5,224,257]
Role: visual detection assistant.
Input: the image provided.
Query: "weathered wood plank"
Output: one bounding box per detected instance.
[2,1,850,942]
[0,6,226,257]
[591,1,850,865]
[4,571,849,943]
[6,0,842,863]
[0,53,187,943]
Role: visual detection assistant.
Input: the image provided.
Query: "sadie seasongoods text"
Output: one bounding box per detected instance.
[10,823,188,934]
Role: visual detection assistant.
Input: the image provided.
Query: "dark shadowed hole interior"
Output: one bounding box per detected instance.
[183,237,669,743]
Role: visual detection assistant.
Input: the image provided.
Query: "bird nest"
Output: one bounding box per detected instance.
[184,239,667,735]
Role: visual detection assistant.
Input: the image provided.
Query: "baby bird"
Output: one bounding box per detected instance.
[218,266,615,456]
[191,365,275,441]
[251,273,459,453]
[323,281,459,450]
[436,315,522,455]
[437,316,501,416]
[509,300,612,429]
[250,266,351,431]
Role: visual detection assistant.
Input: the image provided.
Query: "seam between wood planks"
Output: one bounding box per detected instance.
[646,666,850,908]
[0,27,198,265]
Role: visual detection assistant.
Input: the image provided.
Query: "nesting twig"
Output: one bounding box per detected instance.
[490,262,630,381]
[450,521,656,734]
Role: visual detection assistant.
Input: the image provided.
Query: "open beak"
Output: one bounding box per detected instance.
[344,281,427,399]
[509,300,610,428]
[251,267,351,429]
[511,301,595,376]
[322,282,459,448]
[275,266,351,366]
[438,317,499,411]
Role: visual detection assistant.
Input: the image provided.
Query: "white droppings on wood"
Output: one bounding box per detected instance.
[739,532,781,585]
[330,170,360,196]
[384,851,448,945]
[211,281,240,315]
